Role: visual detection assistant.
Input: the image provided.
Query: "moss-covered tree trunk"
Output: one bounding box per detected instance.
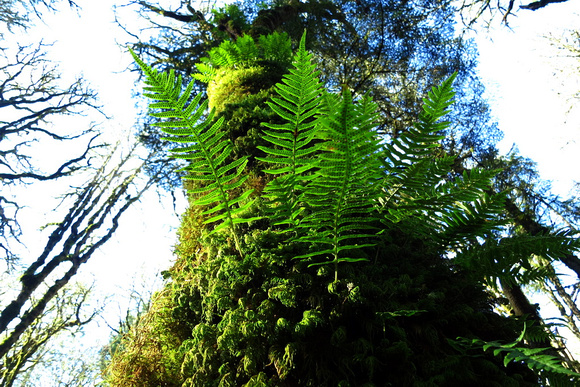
[106,25,545,387]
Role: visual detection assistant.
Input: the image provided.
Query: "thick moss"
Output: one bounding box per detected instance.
[207,62,286,115]
[105,289,188,386]
[110,221,538,386]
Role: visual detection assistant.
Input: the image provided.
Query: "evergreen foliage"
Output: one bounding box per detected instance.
[111,32,580,386]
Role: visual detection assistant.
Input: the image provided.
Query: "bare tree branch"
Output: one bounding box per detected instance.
[137,0,206,24]
[0,283,98,387]
[0,134,100,181]
[455,0,572,26]
[0,143,161,361]
[0,42,102,262]
[520,0,569,10]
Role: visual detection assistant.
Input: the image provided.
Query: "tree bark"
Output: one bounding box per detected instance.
[501,280,541,319]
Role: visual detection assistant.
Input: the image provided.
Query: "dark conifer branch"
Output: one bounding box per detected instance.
[137,0,206,23]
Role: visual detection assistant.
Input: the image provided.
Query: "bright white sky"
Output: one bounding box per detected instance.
[6,0,580,378]
[469,3,580,194]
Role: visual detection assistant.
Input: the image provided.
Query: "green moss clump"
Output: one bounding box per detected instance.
[105,290,187,386]
[108,221,538,386]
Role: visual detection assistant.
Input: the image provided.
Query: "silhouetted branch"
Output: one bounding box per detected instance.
[137,0,206,23]
[0,144,161,361]
[0,42,100,262]
[520,0,569,10]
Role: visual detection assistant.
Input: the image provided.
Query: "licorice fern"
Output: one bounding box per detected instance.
[130,49,260,254]
[255,32,324,230]
[294,90,383,280]
[193,32,292,83]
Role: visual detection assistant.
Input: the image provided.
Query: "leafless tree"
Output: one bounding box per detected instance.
[0,40,101,266]
[0,282,98,387]
[0,0,78,32]
[0,0,170,383]
[456,0,572,26]
[0,143,161,381]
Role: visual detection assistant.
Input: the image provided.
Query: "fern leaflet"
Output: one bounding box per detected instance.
[193,32,292,83]
[455,229,580,290]
[380,74,457,221]
[453,323,580,378]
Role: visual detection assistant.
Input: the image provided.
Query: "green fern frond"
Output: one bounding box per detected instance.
[256,32,324,230]
[130,48,260,254]
[454,323,580,379]
[259,32,292,64]
[294,89,383,280]
[210,40,243,67]
[380,73,458,220]
[437,168,499,201]
[381,160,499,225]
[232,34,260,66]
[421,168,500,209]
[430,192,507,244]
[420,74,456,125]
[193,32,292,83]
[378,73,501,237]
[455,230,580,289]
[192,36,258,83]
[193,60,217,83]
